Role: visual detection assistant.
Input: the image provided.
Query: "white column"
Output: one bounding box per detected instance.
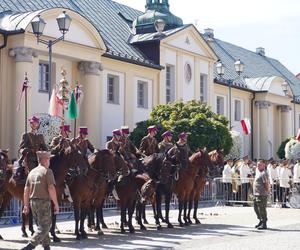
[255,100,270,159]
[78,61,102,148]
[279,105,292,140]
[9,47,37,158]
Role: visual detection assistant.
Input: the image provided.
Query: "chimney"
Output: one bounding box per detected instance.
[256,47,265,56]
[204,28,214,40]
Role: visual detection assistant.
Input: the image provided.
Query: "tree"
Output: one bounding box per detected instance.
[277,138,292,159]
[130,100,233,154]
[225,131,242,160]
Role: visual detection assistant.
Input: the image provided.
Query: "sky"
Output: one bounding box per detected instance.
[113,0,300,75]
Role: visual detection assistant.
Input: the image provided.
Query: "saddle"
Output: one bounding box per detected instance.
[13,166,27,184]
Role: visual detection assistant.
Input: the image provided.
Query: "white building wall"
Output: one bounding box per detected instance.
[101,69,125,148]
[182,54,195,101]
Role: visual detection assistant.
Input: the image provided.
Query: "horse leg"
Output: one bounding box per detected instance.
[28,209,35,235]
[21,212,28,238]
[193,198,201,224]
[74,206,81,240]
[136,202,146,231]
[128,201,135,234]
[120,205,126,234]
[178,200,184,227]
[156,192,165,222]
[95,207,104,236]
[50,211,61,242]
[98,200,108,229]
[152,199,161,230]
[183,200,189,226]
[165,192,173,228]
[80,207,88,239]
[88,205,95,231]
[142,204,149,224]
[187,199,193,224]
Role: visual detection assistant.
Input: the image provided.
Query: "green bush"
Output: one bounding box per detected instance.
[277,138,292,159]
[130,100,232,154]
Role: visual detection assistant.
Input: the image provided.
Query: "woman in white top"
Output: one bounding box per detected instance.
[222,159,234,204]
[267,161,279,202]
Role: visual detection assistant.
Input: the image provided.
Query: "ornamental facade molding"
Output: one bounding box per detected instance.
[278,105,292,113]
[255,100,271,109]
[78,61,103,76]
[9,47,38,63]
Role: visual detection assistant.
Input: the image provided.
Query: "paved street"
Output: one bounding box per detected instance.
[0,206,299,250]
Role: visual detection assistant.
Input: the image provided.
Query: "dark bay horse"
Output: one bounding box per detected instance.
[187,149,224,224]
[173,149,210,227]
[69,149,116,240]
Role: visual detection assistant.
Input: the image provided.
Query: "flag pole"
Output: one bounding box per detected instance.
[24,73,28,133]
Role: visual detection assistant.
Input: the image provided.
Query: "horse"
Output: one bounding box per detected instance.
[87,150,119,234]
[187,149,224,224]
[69,149,116,240]
[173,149,210,227]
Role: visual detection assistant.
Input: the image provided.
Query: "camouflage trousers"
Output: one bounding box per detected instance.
[253,195,268,222]
[29,199,52,247]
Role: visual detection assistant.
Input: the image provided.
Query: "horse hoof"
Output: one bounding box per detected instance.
[188,220,193,225]
[129,226,135,234]
[167,223,174,229]
[179,223,184,227]
[52,236,61,242]
[0,235,3,240]
[81,233,88,239]
[95,226,101,231]
[120,229,126,234]
[97,230,104,236]
[102,223,108,229]
[195,219,201,224]
[156,225,162,230]
[30,231,35,236]
[76,234,81,240]
[140,225,147,231]
[143,220,149,225]
[184,222,190,226]
[22,233,28,238]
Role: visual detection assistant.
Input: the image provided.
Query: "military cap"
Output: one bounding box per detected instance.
[113,129,122,136]
[121,126,130,134]
[79,127,88,135]
[147,125,157,132]
[28,115,40,124]
[179,132,188,139]
[162,131,172,138]
[60,124,71,132]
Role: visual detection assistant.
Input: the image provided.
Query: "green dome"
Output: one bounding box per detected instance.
[134,0,183,34]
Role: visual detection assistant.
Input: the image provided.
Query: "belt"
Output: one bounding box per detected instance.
[30,198,50,201]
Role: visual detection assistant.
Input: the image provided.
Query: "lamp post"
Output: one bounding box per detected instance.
[282,82,300,137]
[216,59,245,128]
[31,11,72,100]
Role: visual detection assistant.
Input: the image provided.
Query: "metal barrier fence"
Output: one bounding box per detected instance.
[4,179,298,225]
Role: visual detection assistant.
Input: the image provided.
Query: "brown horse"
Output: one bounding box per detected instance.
[173,149,210,227]
[187,149,224,224]
[69,149,116,240]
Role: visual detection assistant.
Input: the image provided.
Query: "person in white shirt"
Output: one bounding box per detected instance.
[293,159,300,185]
[240,155,251,206]
[222,159,234,205]
[279,160,293,208]
[267,161,279,203]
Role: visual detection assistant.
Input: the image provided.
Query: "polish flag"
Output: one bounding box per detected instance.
[296,129,300,141]
[241,118,251,135]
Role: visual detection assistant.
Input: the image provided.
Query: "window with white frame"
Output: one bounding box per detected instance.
[166,64,175,103]
[137,80,148,108]
[38,62,50,92]
[107,74,119,104]
[200,73,208,102]
[234,99,242,121]
[216,96,225,115]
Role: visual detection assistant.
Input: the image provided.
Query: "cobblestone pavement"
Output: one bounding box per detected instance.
[0,206,299,250]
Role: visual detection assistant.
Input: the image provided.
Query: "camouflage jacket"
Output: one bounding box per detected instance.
[72,137,95,156]
[139,135,159,156]
[158,140,174,154]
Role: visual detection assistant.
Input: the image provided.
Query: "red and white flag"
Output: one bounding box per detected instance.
[16,74,30,111]
[240,118,251,135]
[296,129,300,141]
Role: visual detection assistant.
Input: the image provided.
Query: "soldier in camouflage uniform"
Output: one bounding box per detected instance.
[106,129,122,153]
[50,125,71,156]
[158,131,174,154]
[139,125,159,156]
[18,116,48,172]
[21,151,59,250]
[72,127,95,157]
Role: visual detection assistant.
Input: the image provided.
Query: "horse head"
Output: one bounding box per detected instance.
[0,149,11,182]
[207,149,225,178]
[89,149,117,181]
[189,148,211,175]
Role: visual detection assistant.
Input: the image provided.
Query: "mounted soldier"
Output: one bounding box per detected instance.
[119,126,139,160]
[168,132,192,169]
[106,129,122,153]
[72,127,95,157]
[18,116,48,172]
[50,125,71,156]
[139,125,159,157]
[158,131,174,154]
